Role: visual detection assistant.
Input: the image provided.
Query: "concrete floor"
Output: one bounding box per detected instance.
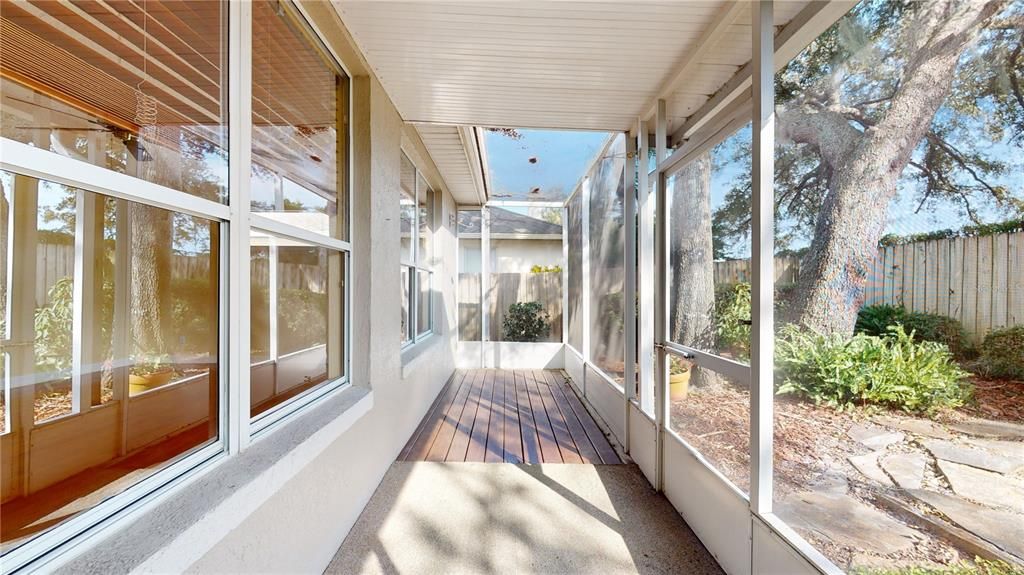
[326,462,724,575]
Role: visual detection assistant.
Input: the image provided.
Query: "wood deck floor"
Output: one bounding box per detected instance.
[399,369,621,464]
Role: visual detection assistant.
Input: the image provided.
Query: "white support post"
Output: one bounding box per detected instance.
[637,119,654,415]
[750,0,776,516]
[10,174,39,497]
[480,205,490,367]
[623,130,637,454]
[227,0,253,451]
[653,99,669,491]
[71,190,100,409]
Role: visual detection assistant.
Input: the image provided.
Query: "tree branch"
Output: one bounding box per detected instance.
[924,132,1001,197]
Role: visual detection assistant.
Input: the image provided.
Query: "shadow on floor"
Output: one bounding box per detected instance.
[325,462,723,575]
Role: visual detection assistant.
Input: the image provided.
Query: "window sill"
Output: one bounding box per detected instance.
[401,333,440,378]
[53,386,373,574]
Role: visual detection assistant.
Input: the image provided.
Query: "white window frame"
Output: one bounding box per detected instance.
[400,152,435,350]
[0,1,354,570]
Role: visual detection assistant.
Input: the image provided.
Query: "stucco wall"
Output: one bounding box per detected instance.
[185,77,459,573]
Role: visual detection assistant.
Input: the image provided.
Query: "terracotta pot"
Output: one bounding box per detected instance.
[669,370,690,400]
[129,369,173,395]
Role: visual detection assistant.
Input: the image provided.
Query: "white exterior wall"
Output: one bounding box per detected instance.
[459,238,562,274]
[59,68,459,575]
[186,77,458,573]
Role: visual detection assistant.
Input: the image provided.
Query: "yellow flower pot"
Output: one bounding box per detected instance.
[669,370,690,400]
[129,369,173,395]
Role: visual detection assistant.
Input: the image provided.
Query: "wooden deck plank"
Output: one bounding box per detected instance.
[402,370,622,465]
[400,371,467,461]
[447,369,486,461]
[465,369,496,462]
[503,370,524,463]
[537,370,591,464]
[522,370,561,463]
[514,371,543,464]
[484,370,506,463]
[550,371,622,464]
[426,369,476,462]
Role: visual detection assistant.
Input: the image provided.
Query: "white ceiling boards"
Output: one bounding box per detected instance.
[331,1,809,134]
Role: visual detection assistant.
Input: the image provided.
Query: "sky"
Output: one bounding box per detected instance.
[485,129,611,202]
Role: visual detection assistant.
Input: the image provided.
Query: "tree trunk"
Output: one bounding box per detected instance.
[129,203,172,361]
[668,152,721,388]
[785,0,1006,335]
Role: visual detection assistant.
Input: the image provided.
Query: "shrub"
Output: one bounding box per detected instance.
[502,301,550,342]
[976,326,1024,380]
[715,282,751,360]
[530,264,562,274]
[776,325,971,414]
[856,304,972,358]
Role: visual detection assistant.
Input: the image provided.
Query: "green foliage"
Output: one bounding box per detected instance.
[976,326,1024,380]
[879,219,1024,247]
[852,557,1024,575]
[171,278,217,354]
[715,282,751,361]
[278,289,328,355]
[502,301,550,343]
[776,325,971,414]
[856,304,972,359]
[34,277,75,374]
[530,264,562,274]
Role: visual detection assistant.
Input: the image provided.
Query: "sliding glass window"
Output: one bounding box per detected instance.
[0,0,227,557]
[249,0,350,423]
[401,153,435,347]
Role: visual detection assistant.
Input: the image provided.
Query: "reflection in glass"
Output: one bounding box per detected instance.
[417,270,432,337]
[251,0,348,239]
[0,171,219,552]
[0,2,228,202]
[249,232,345,418]
[400,155,416,264]
[418,175,433,264]
[400,266,413,344]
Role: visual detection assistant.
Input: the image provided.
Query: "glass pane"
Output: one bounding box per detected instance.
[589,134,626,384]
[251,1,348,239]
[400,155,416,264]
[458,210,482,342]
[400,266,413,344]
[770,2,1024,571]
[418,175,433,265]
[250,232,345,418]
[0,2,228,202]
[566,193,583,351]
[417,270,431,337]
[0,171,219,551]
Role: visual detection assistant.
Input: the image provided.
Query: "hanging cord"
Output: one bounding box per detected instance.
[134,0,158,126]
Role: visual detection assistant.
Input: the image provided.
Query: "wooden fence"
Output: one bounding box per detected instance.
[458,272,562,342]
[33,244,324,304]
[713,231,1024,342]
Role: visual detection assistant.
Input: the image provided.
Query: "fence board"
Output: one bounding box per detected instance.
[962,236,979,338]
[975,235,994,341]
[992,233,1008,331]
[1009,233,1024,326]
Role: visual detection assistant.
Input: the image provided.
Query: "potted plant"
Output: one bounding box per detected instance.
[129,354,173,394]
[669,355,691,400]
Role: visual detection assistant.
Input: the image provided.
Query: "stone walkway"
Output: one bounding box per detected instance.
[780,415,1024,568]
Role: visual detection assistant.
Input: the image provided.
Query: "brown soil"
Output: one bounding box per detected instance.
[670,375,1023,570]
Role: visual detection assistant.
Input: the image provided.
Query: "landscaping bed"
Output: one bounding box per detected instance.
[671,376,1024,572]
